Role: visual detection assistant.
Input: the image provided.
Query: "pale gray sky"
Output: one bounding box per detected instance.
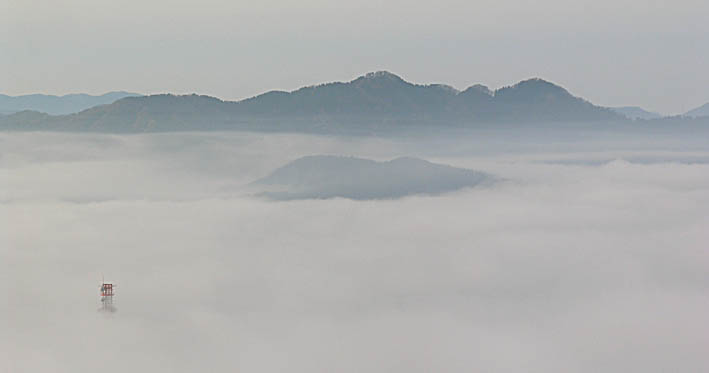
[2,0,708,114]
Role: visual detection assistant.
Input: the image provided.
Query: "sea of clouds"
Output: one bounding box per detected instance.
[2,131,708,372]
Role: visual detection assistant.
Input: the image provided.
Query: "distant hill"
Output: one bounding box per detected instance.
[0,71,633,132]
[685,103,709,118]
[0,91,141,115]
[610,106,662,120]
[253,155,493,200]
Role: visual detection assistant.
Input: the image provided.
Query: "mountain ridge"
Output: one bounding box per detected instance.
[0,71,662,133]
[685,103,709,118]
[0,91,142,115]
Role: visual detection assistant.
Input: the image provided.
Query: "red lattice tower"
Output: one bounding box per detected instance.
[100,282,116,312]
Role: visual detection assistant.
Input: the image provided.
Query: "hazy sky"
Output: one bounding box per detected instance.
[2,0,708,114]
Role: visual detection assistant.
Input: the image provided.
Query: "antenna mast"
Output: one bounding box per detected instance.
[99,279,116,313]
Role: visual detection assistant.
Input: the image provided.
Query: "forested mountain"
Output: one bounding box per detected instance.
[0,71,645,133]
[235,71,460,118]
[233,72,619,122]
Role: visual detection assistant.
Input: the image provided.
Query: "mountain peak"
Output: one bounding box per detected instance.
[494,78,574,101]
[352,71,407,86]
[462,84,493,96]
[362,71,403,80]
[509,78,568,92]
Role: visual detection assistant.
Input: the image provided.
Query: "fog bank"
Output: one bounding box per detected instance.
[2,132,708,372]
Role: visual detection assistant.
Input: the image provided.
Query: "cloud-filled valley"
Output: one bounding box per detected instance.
[2,131,709,372]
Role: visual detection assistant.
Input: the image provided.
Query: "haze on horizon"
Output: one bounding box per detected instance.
[2,0,708,115]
